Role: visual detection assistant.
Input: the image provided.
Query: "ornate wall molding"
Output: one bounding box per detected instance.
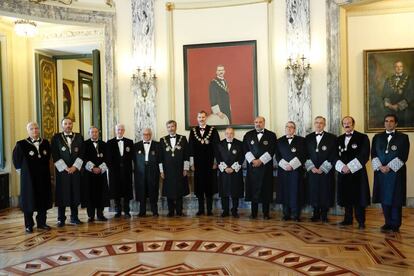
[0,0,118,138]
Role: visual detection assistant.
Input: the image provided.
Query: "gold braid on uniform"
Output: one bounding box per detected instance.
[213,79,228,92]
[192,127,214,144]
[162,136,183,157]
[387,75,408,94]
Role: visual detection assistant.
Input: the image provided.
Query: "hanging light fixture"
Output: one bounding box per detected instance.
[14,19,38,37]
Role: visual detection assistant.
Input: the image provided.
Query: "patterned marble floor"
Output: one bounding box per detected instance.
[0,207,414,275]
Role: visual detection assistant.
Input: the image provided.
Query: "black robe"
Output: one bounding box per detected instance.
[305,132,337,207]
[275,135,306,208]
[81,139,110,209]
[215,138,244,198]
[336,131,370,207]
[188,125,220,197]
[106,137,134,200]
[159,134,190,199]
[12,138,52,212]
[243,129,277,203]
[372,131,410,206]
[209,78,232,123]
[133,141,161,202]
[51,132,84,207]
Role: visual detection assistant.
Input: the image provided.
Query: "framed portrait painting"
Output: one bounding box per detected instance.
[364,48,414,132]
[63,78,76,121]
[183,40,258,129]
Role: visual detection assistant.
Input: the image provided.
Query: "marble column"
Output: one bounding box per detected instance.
[131,0,157,142]
[286,0,312,137]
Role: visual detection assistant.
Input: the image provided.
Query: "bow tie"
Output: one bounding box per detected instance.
[345,133,352,137]
[65,134,73,139]
[227,141,232,144]
[92,141,98,144]
[257,131,264,134]
[387,132,395,137]
[143,141,150,144]
[170,135,176,139]
[117,138,124,141]
[199,127,206,130]
[286,136,293,140]
[316,132,324,136]
[32,139,40,143]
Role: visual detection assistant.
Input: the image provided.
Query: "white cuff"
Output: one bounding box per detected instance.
[387,157,404,172]
[218,162,227,172]
[335,160,346,173]
[245,152,255,163]
[99,162,108,174]
[347,158,363,174]
[86,161,95,172]
[278,159,289,171]
[372,157,382,171]
[54,159,68,172]
[184,161,190,171]
[305,159,315,171]
[320,161,332,174]
[211,104,221,114]
[289,157,302,170]
[259,152,272,165]
[189,156,194,167]
[73,158,83,171]
[159,163,164,173]
[231,162,241,172]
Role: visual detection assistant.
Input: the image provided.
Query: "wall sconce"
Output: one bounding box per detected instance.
[132,67,156,100]
[286,55,311,91]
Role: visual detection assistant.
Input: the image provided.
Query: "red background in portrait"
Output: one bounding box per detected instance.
[186,44,255,127]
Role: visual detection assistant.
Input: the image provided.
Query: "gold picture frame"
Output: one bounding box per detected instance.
[63,78,76,122]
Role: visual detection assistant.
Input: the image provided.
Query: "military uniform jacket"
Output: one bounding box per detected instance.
[243,129,277,203]
[81,139,109,208]
[189,125,220,197]
[304,132,337,207]
[159,134,190,199]
[133,140,161,202]
[275,135,306,207]
[371,131,410,206]
[106,137,134,200]
[51,132,84,207]
[215,138,245,198]
[335,131,370,207]
[13,138,52,212]
[209,78,232,123]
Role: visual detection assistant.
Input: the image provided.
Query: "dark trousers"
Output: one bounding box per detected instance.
[139,165,158,215]
[87,207,104,219]
[283,205,300,219]
[251,202,269,217]
[58,205,79,222]
[167,198,183,216]
[344,205,365,224]
[312,206,329,220]
[382,204,402,229]
[221,197,239,215]
[24,210,47,228]
[114,198,130,215]
[197,196,213,213]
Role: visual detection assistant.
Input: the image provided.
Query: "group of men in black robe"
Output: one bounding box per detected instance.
[13,112,409,234]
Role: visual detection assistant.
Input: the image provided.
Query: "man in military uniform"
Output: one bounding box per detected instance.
[372,114,410,232]
[133,128,161,217]
[209,65,232,124]
[275,121,306,222]
[382,61,414,126]
[189,110,220,216]
[215,127,244,218]
[107,124,134,218]
[51,118,84,227]
[243,116,277,219]
[305,116,337,223]
[13,122,52,233]
[82,126,109,222]
[335,116,370,229]
[159,120,190,217]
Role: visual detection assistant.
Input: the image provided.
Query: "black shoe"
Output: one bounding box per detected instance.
[249,214,257,219]
[124,213,131,219]
[153,213,159,217]
[321,217,329,223]
[358,223,366,230]
[293,217,301,222]
[114,212,122,218]
[339,220,352,226]
[96,216,108,221]
[221,212,230,218]
[38,224,51,230]
[88,217,95,222]
[207,211,213,216]
[282,215,290,221]
[70,219,83,225]
[380,224,392,233]
[177,212,186,217]
[263,215,271,220]
[196,211,205,216]
[138,213,146,217]
[392,226,400,233]
[57,221,65,227]
[232,213,239,218]
[167,212,174,217]
[310,215,320,222]
[25,226,33,233]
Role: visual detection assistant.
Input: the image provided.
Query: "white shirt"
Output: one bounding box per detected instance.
[117,137,124,156]
[143,141,151,161]
[344,132,353,149]
[286,136,294,145]
[170,135,176,148]
[386,131,395,142]
[64,132,73,147]
[199,125,206,137]
[256,129,264,141]
[226,139,233,150]
[31,138,40,152]
[315,132,324,146]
